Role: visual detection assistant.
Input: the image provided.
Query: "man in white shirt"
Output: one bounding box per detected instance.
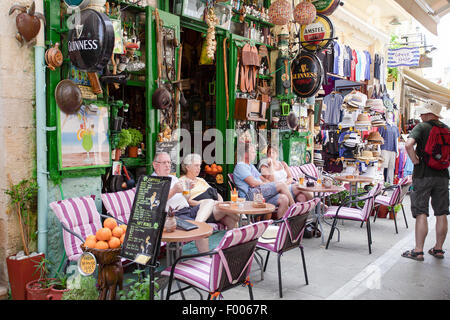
[152,152,212,252]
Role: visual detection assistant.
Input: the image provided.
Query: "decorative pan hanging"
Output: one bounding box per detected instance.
[294,0,317,25]
[55,79,83,114]
[268,0,293,26]
[311,0,341,16]
[299,14,334,52]
[68,9,114,72]
[291,51,324,98]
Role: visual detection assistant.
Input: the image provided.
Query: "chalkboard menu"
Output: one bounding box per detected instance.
[155,141,178,174]
[120,175,171,266]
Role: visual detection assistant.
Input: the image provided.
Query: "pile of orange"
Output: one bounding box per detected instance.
[205,163,223,175]
[84,218,127,250]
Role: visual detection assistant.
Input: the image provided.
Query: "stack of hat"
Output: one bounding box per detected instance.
[371,114,386,127]
[343,93,365,112]
[343,132,362,149]
[372,150,384,163]
[354,113,371,130]
[357,150,377,163]
[338,114,355,129]
[366,99,385,113]
[367,131,384,145]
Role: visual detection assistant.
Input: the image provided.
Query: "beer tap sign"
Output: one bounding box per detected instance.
[299,14,334,52]
[291,51,324,98]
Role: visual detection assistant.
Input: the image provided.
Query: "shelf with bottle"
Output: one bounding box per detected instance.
[107,0,146,12]
[231,9,274,28]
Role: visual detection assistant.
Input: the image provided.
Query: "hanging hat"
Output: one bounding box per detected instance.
[293,0,316,25]
[347,95,364,108]
[339,114,355,128]
[355,113,371,127]
[367,131,384,144]
[55,79,83,114]
[343,132,361,148]
[416,100,444,119]
[268,0,292,25]
[370,114,386,127]
[152,87,173,110]
[287,111,299,130]
[367,99,386,113]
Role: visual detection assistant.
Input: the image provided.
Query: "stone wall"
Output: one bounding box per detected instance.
[0,0,37,287]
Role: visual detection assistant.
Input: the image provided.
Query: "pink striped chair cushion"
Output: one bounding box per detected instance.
[289,164,319,181]
[161,256,212,292]
[375,176,411,207]
[324,206,365,221]
[49,195,102,261]
[259,198,319,252]
[101,188,136,225]
[375,195,392,206]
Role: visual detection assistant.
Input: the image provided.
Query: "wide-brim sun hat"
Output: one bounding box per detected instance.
[339,115,355,128]
[416,100,444,119]
[367,131,384,144]
[358,150,377,162]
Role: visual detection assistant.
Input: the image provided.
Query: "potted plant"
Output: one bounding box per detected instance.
[4,175,43,300]
[118,269,159,300]
[61,275,99,300]
[47,272,69,300]
[26,257,54,300]
[114,129,131,161]
[127,128,143,158]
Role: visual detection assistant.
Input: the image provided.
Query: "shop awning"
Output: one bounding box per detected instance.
[394,0,450,36]
[401,69,450,108]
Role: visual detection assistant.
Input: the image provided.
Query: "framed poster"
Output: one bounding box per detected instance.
[57,104,111,170]
[314,98,323,126]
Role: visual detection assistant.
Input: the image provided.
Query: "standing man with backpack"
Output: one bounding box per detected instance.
[403,101,449,261]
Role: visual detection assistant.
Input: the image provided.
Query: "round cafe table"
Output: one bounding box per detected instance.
[334,175,374,197]
[215,201,276,226]
[296,184,345,245]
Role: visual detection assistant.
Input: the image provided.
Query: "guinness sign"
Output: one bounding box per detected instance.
[68,9,114,72]
[311,0,341,16]
[292,51,324,98]
[300,14,334,52]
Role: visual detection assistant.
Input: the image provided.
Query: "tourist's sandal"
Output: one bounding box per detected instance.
[401,249,424,261]
[428,248,445,259]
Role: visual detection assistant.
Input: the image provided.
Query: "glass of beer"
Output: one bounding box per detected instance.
[298,176,305,186]
[230,190,238,203]
[182,180,191,199]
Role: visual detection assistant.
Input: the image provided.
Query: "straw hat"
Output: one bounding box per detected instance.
[358,150,377,162]
[259,225,279,244]
[370,114,386,127]
[366,99,385,113]
[416,100,444,119]
[355,113,371,127]
[339,114,355,128]
[367,131,384,144]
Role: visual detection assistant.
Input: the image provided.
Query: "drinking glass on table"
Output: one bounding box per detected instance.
[182,180,191,199]
[317,167,323,185]
[298,173,305,186]
[230,189,238,203]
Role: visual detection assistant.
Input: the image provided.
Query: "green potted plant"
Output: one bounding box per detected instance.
[4,175,43,300]
[61,275,99,300]
[25,257,54,300]
[114,129,132,161]
[127,128,143,158]
[118,269,159,300]
[47,272,69,300]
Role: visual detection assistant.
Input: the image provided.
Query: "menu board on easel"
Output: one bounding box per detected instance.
[120,175,171,266]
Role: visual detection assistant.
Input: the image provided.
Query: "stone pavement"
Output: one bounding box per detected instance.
[164,195,450,300]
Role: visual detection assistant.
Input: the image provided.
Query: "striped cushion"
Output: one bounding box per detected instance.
[272,198,319,252]
[101,188,136,224]
[161,256,212,292]
[375,195,392,206]
[49,195,102,261]
[289,165,319,181]
[324,206,365,221]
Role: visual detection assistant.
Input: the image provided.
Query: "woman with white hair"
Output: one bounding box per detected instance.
[179,153,239,230]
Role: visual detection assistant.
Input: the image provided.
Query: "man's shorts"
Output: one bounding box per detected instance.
[247,182,280,206]
[410,177,449,218]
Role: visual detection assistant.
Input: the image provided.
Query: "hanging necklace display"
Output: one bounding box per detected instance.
[311,0,342,16]
[291,50,324,98]
[68,9,115,72]
[299,14,334,52]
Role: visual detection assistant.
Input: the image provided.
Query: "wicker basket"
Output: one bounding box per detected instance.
[80,244,121,265]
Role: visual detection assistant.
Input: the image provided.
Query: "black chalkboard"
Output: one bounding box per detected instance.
[120,175,171,266]
[155,141,178,173]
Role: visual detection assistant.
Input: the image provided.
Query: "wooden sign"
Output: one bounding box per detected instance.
[120,175,171,266]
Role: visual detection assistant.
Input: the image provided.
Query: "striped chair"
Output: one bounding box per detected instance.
[289,163,319,181]
[373,176,412,234]
[324,183,383,254]
[49,195,103,263]
[255,198,320,298]
[101,188,137,225]
[161,220,272,300]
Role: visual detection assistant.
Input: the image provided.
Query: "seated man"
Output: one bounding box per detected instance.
[152,151,213,253]
[233,143,294,219]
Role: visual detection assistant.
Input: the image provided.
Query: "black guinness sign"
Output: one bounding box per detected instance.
[291,51,324,98]
[68,9,114,72]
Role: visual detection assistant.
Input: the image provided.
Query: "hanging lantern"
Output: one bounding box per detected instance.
[268,0,292,26]
[294,0,316,25]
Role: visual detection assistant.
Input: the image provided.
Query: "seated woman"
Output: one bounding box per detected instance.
[179,153,240,231]
[259,144,313,203]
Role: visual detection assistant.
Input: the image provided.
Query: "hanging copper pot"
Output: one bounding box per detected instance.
[9,1,46,46]
[45,43,63,71]
[55,80,83,115]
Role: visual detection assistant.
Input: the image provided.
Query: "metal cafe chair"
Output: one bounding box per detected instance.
[254,198,320,298]
[323,183,383,254]
[161,220,272,300]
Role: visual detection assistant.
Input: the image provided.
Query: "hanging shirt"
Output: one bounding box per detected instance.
[364,51,372,81]
[350,49,358,81]
[338,44,345,76]
[355,50,362,82]
[380,56,386,86]
[323,93,344,125]
[359,50,366,81]
[374,53,381,80]
[343,45,351,78]
[333,41,340,75]
[378,123,399,152]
